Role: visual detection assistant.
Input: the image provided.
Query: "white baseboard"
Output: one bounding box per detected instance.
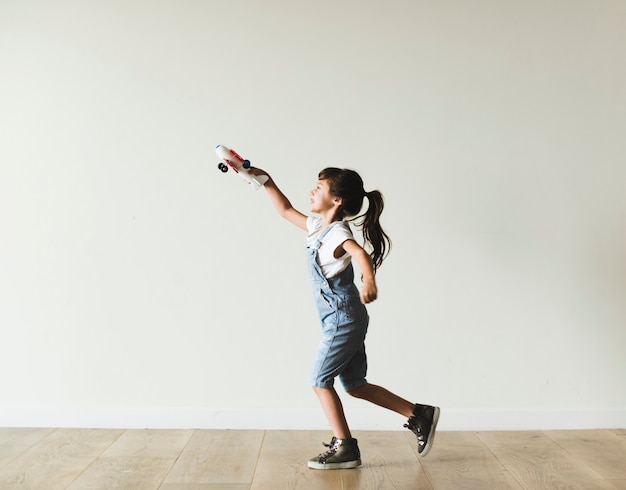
[1,406,624,431]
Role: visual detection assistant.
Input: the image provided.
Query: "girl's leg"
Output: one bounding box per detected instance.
[347,383,415,418]
[348,382,441,457]
[312,386,352,439]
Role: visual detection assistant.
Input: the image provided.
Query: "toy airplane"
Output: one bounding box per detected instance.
[215,144,269,190]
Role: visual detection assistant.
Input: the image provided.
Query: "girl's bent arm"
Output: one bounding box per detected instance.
[252,168,308,230]
[342,239,378,304]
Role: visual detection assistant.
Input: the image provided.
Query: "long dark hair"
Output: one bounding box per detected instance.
[318,167,391,272]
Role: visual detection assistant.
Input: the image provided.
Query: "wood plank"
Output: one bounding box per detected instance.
[0,428,54,470]
[67,457,175,489]
[544,429,626,480]
[478,430,613,489]
[0,428,123,489]
[101,429,194,458]
[415,431,522,490]
[251,430,341,490]
[341,430,432,490]
[160,485,250,490]
[66,429,195,489]
[162,429,263,486]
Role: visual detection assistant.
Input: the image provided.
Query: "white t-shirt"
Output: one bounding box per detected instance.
[307,216,354,278]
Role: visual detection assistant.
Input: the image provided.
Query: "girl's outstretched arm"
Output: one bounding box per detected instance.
[250,167,308,230]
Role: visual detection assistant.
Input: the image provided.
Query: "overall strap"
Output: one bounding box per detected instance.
[316,221,342,243]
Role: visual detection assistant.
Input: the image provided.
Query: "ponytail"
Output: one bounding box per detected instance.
[356,190,391,272]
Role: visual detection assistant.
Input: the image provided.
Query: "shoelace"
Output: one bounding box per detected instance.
[404,417,426,447]
[318,437,341,462]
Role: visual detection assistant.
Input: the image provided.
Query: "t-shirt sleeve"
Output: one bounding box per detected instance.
[324,222,354,256]
[306,216,321,233]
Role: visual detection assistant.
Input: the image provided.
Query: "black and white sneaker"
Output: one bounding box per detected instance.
[404,404,440,457]
[307,437,361,470]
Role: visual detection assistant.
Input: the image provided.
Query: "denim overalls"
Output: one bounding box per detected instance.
[307,222,370,391]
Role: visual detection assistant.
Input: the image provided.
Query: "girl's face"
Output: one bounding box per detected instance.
[310,179,340,214]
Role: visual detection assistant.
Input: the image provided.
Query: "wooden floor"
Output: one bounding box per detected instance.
[0,428,625,489]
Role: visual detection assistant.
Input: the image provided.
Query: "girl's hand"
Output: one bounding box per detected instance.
[249,167,270,179]
[360,279,378,304]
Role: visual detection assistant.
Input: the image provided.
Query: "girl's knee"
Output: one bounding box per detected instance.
[347,383,369,398]
[312,385,331,394]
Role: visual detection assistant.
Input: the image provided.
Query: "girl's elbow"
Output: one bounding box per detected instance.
[278,207,293,219]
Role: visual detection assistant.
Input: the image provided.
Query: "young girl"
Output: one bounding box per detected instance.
[251,165,440,469]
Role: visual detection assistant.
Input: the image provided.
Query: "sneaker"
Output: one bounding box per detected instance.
[404,404,440,457]
[307,437,361,470]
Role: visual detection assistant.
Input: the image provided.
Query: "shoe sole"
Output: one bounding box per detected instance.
[419,406,440,457]
[308,459,361,470]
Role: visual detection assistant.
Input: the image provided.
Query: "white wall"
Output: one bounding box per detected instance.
[1,0,624,431]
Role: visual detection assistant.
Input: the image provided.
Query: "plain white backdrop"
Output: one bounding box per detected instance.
[1,0,625,431]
